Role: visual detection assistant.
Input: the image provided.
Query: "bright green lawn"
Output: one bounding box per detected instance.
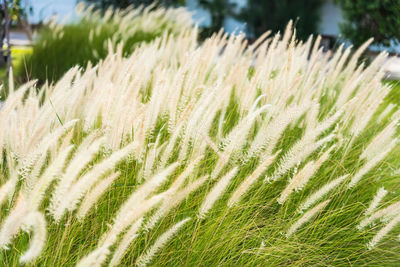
[0,46,32,99]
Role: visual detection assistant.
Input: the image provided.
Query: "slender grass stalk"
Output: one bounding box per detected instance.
[368,213,400,249]
[287,199,330,237]
[198,168,238,219]
[298,174,348,213]
[136,217,191,267]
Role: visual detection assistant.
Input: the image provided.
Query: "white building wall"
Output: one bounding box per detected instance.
[187,0,346,36]
[319,0,343,36]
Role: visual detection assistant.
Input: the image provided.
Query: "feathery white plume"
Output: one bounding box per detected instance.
[76,245,110,267]
[136,217,191,267]
[298,174,348,213]
[114,163,179,226]
[278,146,335,204]
[228,153,278,207]
[29,145,74,210]
[19,212,47,263]
[368,212,400,249]
[198,167,238,219]
[77,172,120,220]
[349,138,397,188]
[0,197,27,249]
[145,176,207,231]
[365,187,388,216]
[51,141,138,221]
[269,133,335,182]
[49,135,106,216]
[358,201,400,230]
[287,199,330,237]
[109,218,143,267]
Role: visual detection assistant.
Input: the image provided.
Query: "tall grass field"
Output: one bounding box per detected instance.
[1,5,400,266]
[16,4,192,83]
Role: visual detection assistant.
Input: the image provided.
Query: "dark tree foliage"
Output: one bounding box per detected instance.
[198,0,236,38]
[84,0,185,10]
[335,0,400,47]
[239,0,324,40]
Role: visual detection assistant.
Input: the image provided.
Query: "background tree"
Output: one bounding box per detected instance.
[198,0,236,38]
[0,0,32,70]
[335,0,400,48]
[84,0,185,10]
[239,0,323,41]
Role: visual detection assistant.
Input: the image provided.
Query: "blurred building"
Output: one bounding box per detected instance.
[186,0,344,37]
[30,0,344,36]
[26,0,400,54]
[186,0,247,34]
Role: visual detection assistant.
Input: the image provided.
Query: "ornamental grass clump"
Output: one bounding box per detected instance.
[1,18,400,266]
[17,3,193,83]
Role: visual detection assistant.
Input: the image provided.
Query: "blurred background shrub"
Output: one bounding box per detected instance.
[335,0,400,47]
[16,3,193,84]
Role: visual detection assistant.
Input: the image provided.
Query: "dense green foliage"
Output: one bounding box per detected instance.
[239,0,324,40]
[335,0,400,47]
